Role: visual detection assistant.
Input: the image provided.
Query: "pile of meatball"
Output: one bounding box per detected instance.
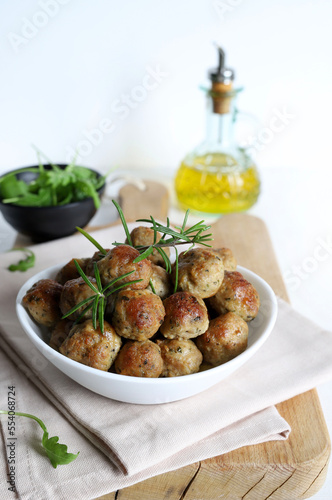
[22,226,260,378]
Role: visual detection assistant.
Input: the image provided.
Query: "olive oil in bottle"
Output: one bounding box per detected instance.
[175,47,260,215]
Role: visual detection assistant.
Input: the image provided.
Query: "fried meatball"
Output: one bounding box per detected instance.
[97,244,152,290]
[59,277,97,321]
[127,226,170,267]
[85,249,110,277]
[60,319,121,371]
[55,258,89,285]
[147,263,172,299]
[160,292,209,340]
[214,248,237,271]
[112,289,165,341]
[196,312,248,366]
[156,339,203,377]
[22,279,63,327]
[172,247,224,299]
[49,319,73,351]
[208,271,260,322]
[114,340,163,377]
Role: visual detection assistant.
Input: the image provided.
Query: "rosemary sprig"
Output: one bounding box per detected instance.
[75,201,213,300]
[62,259,142,332]
[112,204,213,293]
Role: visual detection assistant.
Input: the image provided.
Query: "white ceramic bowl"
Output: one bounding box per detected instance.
[16,264,277,405]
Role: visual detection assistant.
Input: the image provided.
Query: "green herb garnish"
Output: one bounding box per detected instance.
[7,248,35,272]
[112,203,213,292]
[61,260,143,332]
[0,410,79,468]
[76,227,107,255]
[0,147,106,209]
[76,201,213,301]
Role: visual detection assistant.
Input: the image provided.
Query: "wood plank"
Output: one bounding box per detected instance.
[119,180,169,221]
[116,463,199,500]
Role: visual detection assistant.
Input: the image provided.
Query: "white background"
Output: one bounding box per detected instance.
[1,1,332,498]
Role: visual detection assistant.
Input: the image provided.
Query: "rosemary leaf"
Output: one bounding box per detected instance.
[173,247,179,293]
[149,278,156,294]
[155,247,171,273]
[98,296,105,333]
[92,296,99,330]
[181,209,190,232]
[102,270,135,293]
[76,227,107,255]
[104,279,143,297]
[197,241,213,248]
[61,296,96,319]
[74,260,99,294]
[112,200,133,246]
[74,300,96,325]
[93,262,103,292]
[133,246,154,263]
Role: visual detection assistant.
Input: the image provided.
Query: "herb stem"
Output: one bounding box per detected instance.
[0,410,47,433]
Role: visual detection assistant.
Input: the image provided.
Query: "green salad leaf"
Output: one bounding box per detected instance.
[7,248,35,272]
[0,148,106,209]
[0,410,79,468]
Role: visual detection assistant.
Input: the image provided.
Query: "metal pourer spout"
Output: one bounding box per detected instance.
[209,45,235,84]
[208,45,235,114]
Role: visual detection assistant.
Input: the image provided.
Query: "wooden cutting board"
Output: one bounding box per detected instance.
[88,181,330,499]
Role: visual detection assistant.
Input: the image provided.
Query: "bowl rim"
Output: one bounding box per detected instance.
[16,263,278,386]
[0,164,105,209]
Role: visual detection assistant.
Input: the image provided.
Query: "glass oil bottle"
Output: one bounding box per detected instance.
[175,47,260,215]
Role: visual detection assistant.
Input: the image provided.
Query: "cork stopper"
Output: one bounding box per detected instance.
[209,46,235,114]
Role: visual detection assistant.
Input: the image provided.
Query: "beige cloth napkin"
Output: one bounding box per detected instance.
[0,225,331,498]
[0,349,288,500]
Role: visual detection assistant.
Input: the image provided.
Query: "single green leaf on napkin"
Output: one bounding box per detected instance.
[7,248,35,272]
[0,410,79,468]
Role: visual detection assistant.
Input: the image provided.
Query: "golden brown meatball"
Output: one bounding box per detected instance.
[127,226,170,267]
[112,289,165,341]
[49,319,73,351]
[196,312,248,366]
[85,249,110,277]
[156,339,203,377]
[97,245,152,290]
[147,263,172,299]
[60,319,121,371]
[114,340,163,377]
[22,279,63,327]
[208,271,260,322]
[214,248,237,271]
[55,258,89,285]
[160,292,209,340]
[59,277,97,321]
[172,247,224,299]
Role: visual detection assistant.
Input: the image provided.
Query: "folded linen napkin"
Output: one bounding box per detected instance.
[0,225,331,488]
[0,348,289,500]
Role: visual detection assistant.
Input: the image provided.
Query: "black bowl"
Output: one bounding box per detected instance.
[0,165,105,242]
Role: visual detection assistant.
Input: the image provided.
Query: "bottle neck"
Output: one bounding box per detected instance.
[205,95,235,150]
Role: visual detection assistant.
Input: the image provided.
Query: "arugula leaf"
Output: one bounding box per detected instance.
[0,149,106,208]
[42,432,79,468]
[0,174,29,200]
[0,410,79,468]
[7,248,35,272]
